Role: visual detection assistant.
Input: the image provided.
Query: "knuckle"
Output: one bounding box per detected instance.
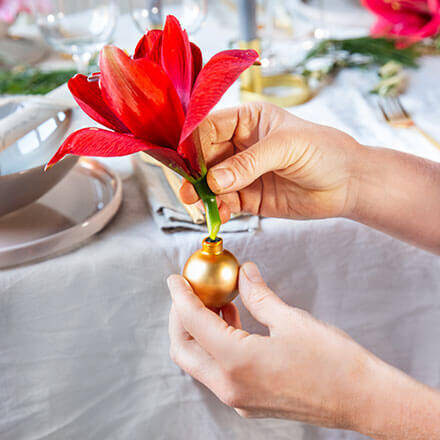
[290,306,311,320]
[285,307,313,329]
[245,101,268,118]
[246,286,276,312]
[232,150,258,176]
[260,102,278,113]
[203,116,218,144]
[239,102,258,121]
[248,287,270,307]
[224,325,247,340]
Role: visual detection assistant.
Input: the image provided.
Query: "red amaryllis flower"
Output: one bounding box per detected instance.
[362,0,440,46]
[47,15,258,239]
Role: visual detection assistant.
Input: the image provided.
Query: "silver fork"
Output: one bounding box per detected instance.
[378,96,440,152]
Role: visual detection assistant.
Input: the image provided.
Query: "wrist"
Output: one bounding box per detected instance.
[335,350,385,434]
[342,144,375,221]
[349,355,399,437]
[351,355,440,439]
[342,144,440,254]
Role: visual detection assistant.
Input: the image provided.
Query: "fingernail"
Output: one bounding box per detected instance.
[242,262,262,283]
[209,168,235,191]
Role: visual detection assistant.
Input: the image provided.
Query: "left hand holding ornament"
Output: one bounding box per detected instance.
[46,15,258,307]
[168,263,440,436]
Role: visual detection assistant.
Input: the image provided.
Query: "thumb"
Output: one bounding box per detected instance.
[239,262,290,331]
[206,137,287,194]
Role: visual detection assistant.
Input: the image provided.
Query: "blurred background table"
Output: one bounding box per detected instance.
[1,7,440,440]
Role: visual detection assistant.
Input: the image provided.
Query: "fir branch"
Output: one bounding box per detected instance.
[0,68,76,95]
[301,37,419,68]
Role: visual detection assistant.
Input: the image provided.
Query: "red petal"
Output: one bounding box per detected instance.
[414,14,440,38]
[144,147,192,179]
[99,46,185,148]
[161,15,193,112]
[46,128,151,168]
[133,29,163,62]
[370,16,394,36]
[177,133,204,178]
[68,74,129,133]
[180,49,258,144]
[429,0,440,13]
[46,128,191,178]
[362,0,431,32]
[191,42,203,85]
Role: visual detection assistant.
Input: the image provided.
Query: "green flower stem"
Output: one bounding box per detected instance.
[193,175,221,240]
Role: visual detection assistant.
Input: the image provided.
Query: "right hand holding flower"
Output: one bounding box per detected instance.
[180,102,362,223]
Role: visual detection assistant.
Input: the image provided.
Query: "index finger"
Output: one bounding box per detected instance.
[198,107,239,145]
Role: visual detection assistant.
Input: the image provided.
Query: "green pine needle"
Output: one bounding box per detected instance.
[302,37,419,68]
[0,68,76,95]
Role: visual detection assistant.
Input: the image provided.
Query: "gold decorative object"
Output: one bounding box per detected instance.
[378,96,440,152]
[183,237,239,309]
[240,39,311,107]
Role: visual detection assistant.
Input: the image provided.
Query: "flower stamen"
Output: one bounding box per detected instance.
[87,73,101,82]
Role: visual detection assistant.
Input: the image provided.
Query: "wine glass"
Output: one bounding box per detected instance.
[289,0,371,40]
[129,0,208,35]
[256,0,299,73]
[34,0,119,73]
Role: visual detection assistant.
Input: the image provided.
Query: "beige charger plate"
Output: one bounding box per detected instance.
[0,158,122,269]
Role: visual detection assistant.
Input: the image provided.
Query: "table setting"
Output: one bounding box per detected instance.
[1,1,440,439]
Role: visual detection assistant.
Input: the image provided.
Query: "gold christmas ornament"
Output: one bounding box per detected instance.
[183,237,239,309]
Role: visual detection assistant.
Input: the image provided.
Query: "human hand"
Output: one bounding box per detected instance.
[180,102,440,253]
[167,262,440,437]
[180,102,362,223]
[168,262,374,430]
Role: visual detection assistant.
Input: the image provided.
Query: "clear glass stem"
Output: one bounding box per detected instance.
[72,52,92,74]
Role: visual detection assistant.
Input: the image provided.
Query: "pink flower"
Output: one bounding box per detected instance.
[0,0,50,24]
[0,0,29,23]
[362,0,440,46]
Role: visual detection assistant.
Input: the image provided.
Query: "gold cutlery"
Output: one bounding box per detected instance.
[378,96,440,152]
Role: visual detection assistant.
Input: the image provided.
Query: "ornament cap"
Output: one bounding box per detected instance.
[201,236,223,255]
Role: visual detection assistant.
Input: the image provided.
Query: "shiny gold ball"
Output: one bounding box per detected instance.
[183,237,239,309]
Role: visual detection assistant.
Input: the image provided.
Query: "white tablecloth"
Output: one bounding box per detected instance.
[1,13,440,440]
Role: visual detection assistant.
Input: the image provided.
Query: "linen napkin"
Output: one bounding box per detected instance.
[133,155,259,234]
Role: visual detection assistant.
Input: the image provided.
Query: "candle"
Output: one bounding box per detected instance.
[237,0,257,42]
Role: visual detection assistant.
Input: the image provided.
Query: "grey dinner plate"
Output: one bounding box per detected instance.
[0,158,122,269]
